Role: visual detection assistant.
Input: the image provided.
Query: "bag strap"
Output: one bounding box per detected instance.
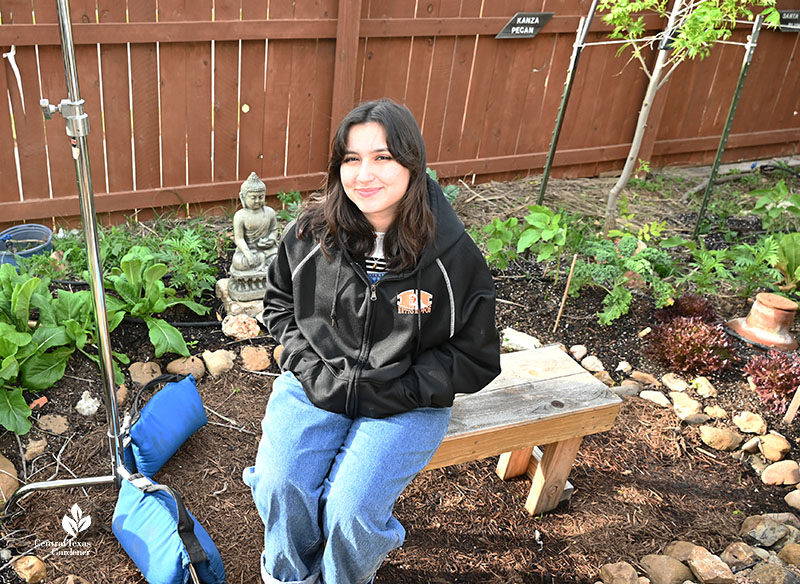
[128,474,209,567]
[130,373,186,421]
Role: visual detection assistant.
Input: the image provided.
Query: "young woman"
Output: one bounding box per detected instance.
[243,99,500,584]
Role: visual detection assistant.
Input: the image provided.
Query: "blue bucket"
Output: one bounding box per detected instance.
[0,224,54,268]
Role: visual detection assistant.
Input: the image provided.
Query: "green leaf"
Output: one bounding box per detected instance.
[20,346,72,390]
[144,317,190,358]
[28,326,71,354]
[0,355,19,381]
[487,238,504,254]
[11,277,40,325]
[0,388,32,435]
[517,229,541,253]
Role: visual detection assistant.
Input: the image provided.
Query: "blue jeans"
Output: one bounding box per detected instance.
[243,371,452,584]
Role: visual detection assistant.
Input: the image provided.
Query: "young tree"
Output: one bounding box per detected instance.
[598,0,779,234]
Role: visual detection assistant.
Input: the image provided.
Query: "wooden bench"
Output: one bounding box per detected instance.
[422,344,622,515]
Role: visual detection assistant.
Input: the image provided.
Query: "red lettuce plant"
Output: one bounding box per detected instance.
[653,293,718,324]
[744,350,800,413]
[646,316,737,375]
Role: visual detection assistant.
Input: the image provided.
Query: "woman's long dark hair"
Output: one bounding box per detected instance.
[296,99,435,272]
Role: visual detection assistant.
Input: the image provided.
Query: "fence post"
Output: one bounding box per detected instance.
[330,0,363,144]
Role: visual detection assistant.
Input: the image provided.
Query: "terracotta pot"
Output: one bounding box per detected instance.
[726,292,798,351]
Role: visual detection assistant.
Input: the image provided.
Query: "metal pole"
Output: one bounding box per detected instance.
[3,0,124,517]
[537,0,599,205]
[692,15,763,240]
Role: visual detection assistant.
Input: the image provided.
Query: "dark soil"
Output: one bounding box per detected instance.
[3,168,800,584]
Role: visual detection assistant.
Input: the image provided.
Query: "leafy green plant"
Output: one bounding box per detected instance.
[426,168,460,204]
[728,235,781,297]
[676,242,733,295]
[277,190,303,224]
[744,350,800,413]
[517,205,567,263]
[482,217,520,270]
[751,179,800,232]
[104,246,208,357]
[154,228,218,300]
[776,232,800,293]
[646,316,737,375]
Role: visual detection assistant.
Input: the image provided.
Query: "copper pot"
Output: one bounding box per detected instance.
[726,292,798,351]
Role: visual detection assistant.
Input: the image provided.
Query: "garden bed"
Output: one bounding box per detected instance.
[2,163,799,583]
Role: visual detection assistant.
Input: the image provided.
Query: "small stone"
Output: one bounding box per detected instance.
[761,434,792,462]
[501,328,541,351]
[640,554,693,584]
[734,411,768,435]
[202,349,236,377]
[24,438,47,461]
[692,376,718,397]
[594,371,615,386]
[637,579,649,584]
[750,455,770,474]
[612,385,640,398]
[129,361,162,386]
[0,454,19,503]
[221,314,261,341]
[273,344,285,364]
[54,577,90,584]
[670,392,703,421]
[748,563,800,584]
[37,414,68,435]
[13,556,46,583]
[75,391,101,416]
[720,541,760,572]
[640,390,671,407]
[662,373,690,392]
[687,545,735,584]
[166,356,206,380]
[786,490,800,512]
[621,379,641,389]
[581,355,605,372]
[704,405,728,420]
[616,360,633,374]
[766,513,800,530]
[779,543,800,566]
[699,426,743,451]
[638,327,652,338]
[774,524,800,552]
[116,384,128,406]
[753,547,771,561]
[600,562,639,584]
[241,346,271,371]
[0,549,10,562]
[631,370,661,387]
[740,515,790,547]
[570,345,588,361]
[742,437,762,453]
[762,460,800,486]
[664,540,698,562]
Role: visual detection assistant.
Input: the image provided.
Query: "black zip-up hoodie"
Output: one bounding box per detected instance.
[263,177,501,418]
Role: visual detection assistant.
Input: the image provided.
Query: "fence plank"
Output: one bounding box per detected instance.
[309,40,335,176]
[238,0,268,179]
[213,0,241,183]
[0,30,20,207]
[330,0,362,138]
[186,2,213,185]
[261,2,294,177]
[159,0,189,188]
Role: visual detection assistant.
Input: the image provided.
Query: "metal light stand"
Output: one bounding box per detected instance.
[4,0,124,516]
[536,0,599,205]
[692,14,764,240]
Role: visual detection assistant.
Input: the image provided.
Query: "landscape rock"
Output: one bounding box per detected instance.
[600,561,639,584]
[670,392,704,422]
[720,541,760,572]
[570,345,588,361]
[733,411,768,435]
[773,525,800,552]
[612,385,640,398]
[779,543,800,566]
[785,490,800,512]
[116,384,128,406]
[0,454,19,502]
[699,426,743,451]
[13,556,46,583]
[664,540,698,562]
[594,371,615,386]
[640,391,671,407]
[638,327,652,338]
[687,545,735,584]
[740,515,790,547]
[704,405,728,420]
[766,513,800,530]
[662,373,689,392]
[166,356,206,380]
[640,554,693,584]
[761,434,792,462]
[202,349,236,377]
[742,437,762,453]
[129,361,162,386]
[273,345,284,364]
[24,438,47,461]
[241,346,271,371]
[631,371,661,387]
[748,563,800,584]
[762,461,800,486]
[502,328,542,351]
[221,314,261,341]
[693,376,718,397]
[582,355,605,372]
[616,360,633,374]
[37,414,68,435]
[75,391,101,416]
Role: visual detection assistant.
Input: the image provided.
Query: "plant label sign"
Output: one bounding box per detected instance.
[779,10,800,32]
[496,13,554,40]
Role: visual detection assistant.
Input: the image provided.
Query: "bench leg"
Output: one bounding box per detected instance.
[496,447,534,479]
[524,436,582,515]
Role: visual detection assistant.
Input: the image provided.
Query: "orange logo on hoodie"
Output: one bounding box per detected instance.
[397,289,433,314]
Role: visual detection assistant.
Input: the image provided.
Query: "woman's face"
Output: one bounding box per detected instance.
[339,122,411,232]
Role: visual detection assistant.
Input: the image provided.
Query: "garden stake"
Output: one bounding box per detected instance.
[3,0,123,517]
[784,390,800,424]
[537,0,599,205]
[553,253,579,333]
[692,15,763,240]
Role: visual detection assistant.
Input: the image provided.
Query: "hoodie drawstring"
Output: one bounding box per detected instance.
[330,254,344,327]
[415,271,423,355]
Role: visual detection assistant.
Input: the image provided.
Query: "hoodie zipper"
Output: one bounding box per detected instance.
[346,269,382,416]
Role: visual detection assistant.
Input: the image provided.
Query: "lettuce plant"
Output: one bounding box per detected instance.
[646,316,737,375]
[744,350,800,413]
[653,293,718,324]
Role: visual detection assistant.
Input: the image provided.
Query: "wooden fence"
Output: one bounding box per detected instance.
[0,0,799,230]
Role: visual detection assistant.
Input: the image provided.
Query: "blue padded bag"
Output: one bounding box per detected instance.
[113,474,226,584]
[124,374,207,476]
